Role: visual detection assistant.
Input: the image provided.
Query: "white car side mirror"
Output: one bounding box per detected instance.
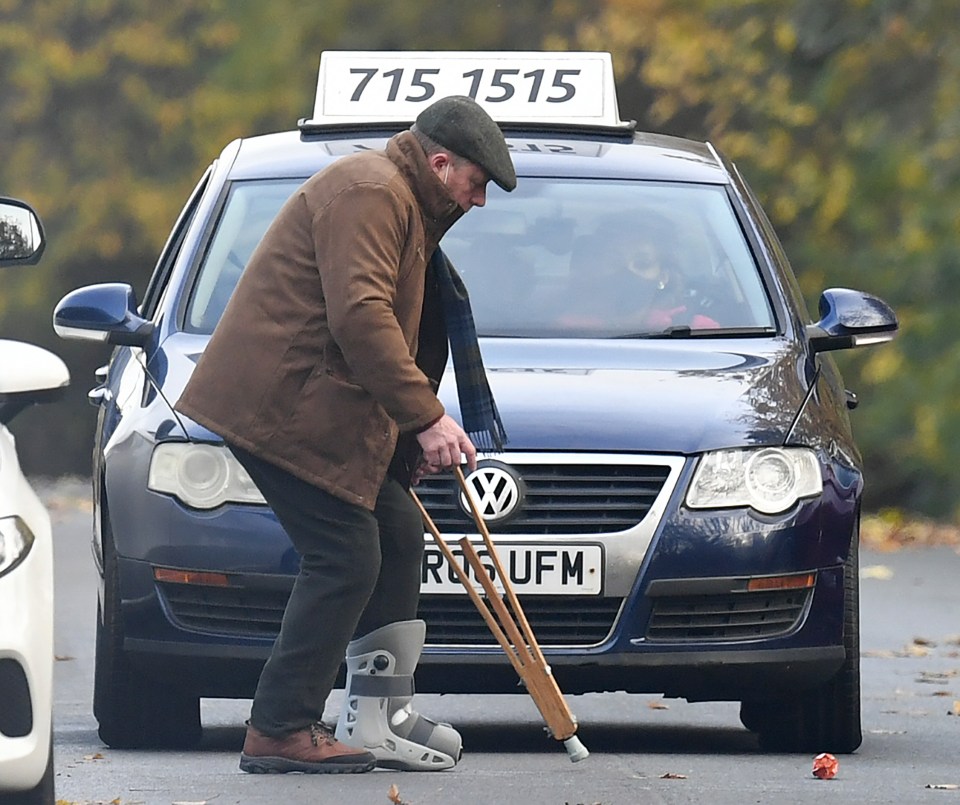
[0,340,69,424]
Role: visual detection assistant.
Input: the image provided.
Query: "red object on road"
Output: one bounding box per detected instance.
[812,752,839,779]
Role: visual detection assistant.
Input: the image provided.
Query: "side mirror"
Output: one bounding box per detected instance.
[805,288,898,354]
[54,282,155,347]
[0,197,45,267]
[0,340,70,425]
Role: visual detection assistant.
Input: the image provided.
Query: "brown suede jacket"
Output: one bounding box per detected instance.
[175,131,464,509]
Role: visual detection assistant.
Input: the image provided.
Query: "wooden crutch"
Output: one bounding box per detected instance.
[410,466,589,762]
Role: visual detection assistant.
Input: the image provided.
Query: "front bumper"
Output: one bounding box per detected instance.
[0,466,53,792]
[113,554,847,701]
[103,448,857,703]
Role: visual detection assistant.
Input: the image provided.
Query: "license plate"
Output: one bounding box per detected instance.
[421,542,602,595]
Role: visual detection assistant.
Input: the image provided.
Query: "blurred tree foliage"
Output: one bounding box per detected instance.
[562,0,960,518]
[0,0,576,479]
[0,0,957,519]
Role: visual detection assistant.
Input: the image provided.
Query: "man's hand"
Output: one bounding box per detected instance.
[415,414,477,479]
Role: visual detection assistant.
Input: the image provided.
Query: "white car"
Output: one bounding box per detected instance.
[0,198,68,805]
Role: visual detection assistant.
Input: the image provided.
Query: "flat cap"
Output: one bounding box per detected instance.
[415,95,516,192]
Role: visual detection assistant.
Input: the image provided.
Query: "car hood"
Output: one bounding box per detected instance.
[442,338,811,454]
[164,334,811,455]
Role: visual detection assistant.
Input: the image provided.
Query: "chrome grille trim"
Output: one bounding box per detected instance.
[416,452,684,536]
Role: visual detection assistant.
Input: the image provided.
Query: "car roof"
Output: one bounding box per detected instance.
[224,127,731,186]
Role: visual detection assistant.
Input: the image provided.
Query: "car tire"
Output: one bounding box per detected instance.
[93,516,202,750]
[741,523,862,753]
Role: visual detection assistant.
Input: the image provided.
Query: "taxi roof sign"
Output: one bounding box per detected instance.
[301,51,632,133]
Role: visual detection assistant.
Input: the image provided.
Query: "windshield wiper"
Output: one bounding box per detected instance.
[614,325,691,339]
[615,325,777,339]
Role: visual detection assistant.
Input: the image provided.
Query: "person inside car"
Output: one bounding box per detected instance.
[563,218,721,333]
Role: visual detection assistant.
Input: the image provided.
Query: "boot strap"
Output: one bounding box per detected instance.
[393,711,442,745]
[349,673,415,698]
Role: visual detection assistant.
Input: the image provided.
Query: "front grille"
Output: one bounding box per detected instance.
[416,461,672,535]
[418,595,623,646]
[158,580,622,646]
[158,582,289,637]
[645,587,812,642]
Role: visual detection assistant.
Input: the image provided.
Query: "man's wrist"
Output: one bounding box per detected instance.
[415,415,443,434]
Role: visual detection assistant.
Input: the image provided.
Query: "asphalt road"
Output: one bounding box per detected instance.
[43,481,960,805]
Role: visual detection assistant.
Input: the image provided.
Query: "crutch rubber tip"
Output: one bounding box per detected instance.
[564,735,589,762]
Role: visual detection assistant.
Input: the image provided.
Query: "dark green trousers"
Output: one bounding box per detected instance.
[229,445,424,737]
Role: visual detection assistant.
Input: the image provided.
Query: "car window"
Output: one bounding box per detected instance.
[445,179,776,337]
[732,168,814,325]
[142,167,211,320]
[184,176,776,338]
[184,179,301,333]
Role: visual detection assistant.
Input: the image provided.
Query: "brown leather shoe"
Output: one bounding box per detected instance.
[240,722,376,774]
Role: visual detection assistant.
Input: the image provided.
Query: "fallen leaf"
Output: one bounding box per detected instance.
[647,700,669,710]
[913,636,938,647]
[861,564,894,580]
[660,772,687,779]
[388,783,409,804]
[56,795,125,804]
[54,655,75,662]
[82,752,105,761]
[916,671,954,684]
[931,690,954,697]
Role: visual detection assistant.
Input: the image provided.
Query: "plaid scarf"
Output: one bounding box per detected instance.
[430,248,508,453]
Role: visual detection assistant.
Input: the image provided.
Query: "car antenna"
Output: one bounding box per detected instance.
[132,350,192,440]
[782,363,821,445]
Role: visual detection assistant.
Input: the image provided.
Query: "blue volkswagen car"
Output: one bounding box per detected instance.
[54,52,896,755]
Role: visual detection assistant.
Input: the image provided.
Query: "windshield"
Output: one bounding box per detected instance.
[185,177,775,338]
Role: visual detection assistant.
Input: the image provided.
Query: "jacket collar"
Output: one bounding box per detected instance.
[387,131,465,240]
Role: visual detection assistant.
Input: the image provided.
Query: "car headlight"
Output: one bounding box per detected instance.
[0,517,35,578]
[686,447,822,515]
[148,443,266,509]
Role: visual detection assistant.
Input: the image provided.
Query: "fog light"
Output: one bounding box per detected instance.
[0,517,34,578]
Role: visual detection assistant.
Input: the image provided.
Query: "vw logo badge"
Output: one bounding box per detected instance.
[460,462,522,524]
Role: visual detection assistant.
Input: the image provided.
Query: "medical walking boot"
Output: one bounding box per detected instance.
[335,619,462,770]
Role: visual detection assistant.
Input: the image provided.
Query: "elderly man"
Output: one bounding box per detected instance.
[176,95,514,774]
